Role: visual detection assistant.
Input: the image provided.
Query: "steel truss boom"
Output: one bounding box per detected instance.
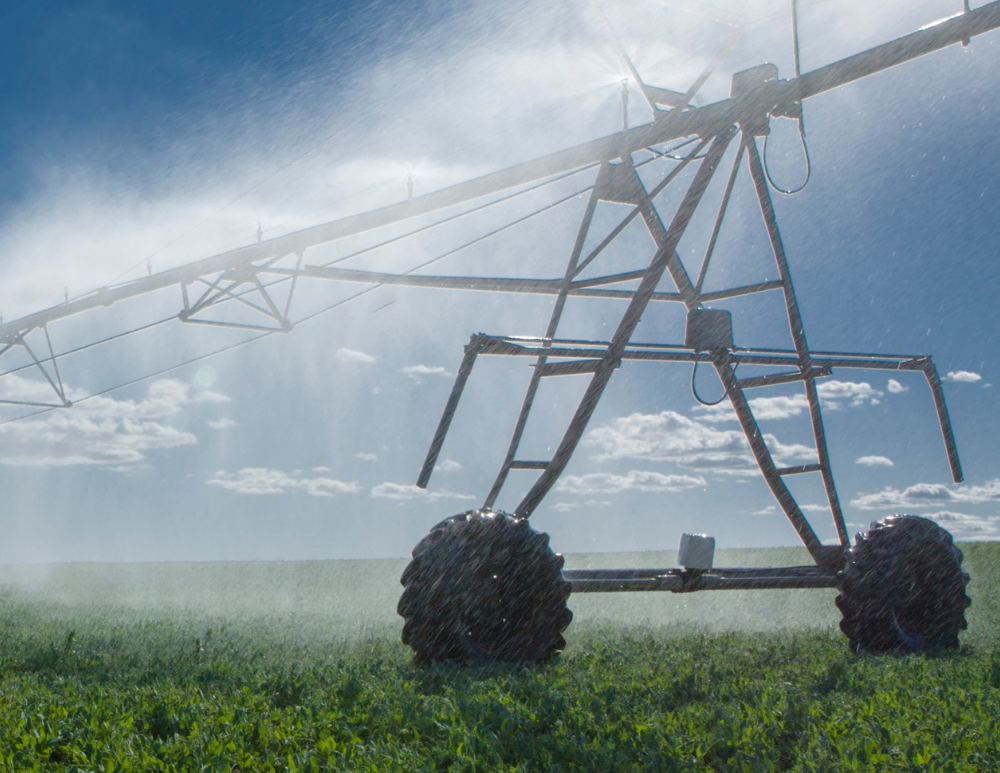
[0,1,995,344]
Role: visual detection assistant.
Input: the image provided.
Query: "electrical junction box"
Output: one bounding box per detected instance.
[678,533,715,570]
[685,309,734,352]
[730,63,779,98]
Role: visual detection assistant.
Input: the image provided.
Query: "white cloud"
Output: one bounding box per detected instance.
[402,364,450,377]
[312,466,331,473]
[584,411,815,475]
[752,505,778,515]
[945,371,981,383]
[887,379,908,394]
[370,482,475,501]
[207,467,359,497]
[696,394,807,423]
[0,377,214,468]
[207,418,237,430]
[856,455,893,467]
[851,479,1000,509]
[434,458,462,472]
[556,470,705,495]
[816,380,882,408]
[402,364,452,384]
[921,511,1000,540]
[336,348,376,364]
[551,499,611,512]
[695,380,883,423]
[353,452,378,462]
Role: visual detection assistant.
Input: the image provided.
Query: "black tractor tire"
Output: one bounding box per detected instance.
[398,509,572,665]
[836,515,970,654]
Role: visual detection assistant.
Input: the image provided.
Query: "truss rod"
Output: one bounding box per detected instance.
[712,356,826,559]
[696,142,744,295]
[269,264,788,306]
[745,134,847,546]
[471,339,934,370]
[515,129,735,518]
[482,172,604,507]
[16,332,71,407]
[923,360,963,483]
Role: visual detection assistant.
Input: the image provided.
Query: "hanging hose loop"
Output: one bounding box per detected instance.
[763,113,811,195]
[691,358,734,407]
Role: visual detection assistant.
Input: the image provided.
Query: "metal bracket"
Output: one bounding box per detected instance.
[0,327,72,408]
[178,255,297,333]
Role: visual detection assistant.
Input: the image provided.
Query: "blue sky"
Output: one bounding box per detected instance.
[0,0,998,563]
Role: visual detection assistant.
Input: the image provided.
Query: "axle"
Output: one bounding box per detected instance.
[563,565,839,593]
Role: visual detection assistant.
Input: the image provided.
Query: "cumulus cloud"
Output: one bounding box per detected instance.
[853,512,1000,541]
[851,479,1000,509]
[434,458,462,472]
[695,380,883,423]
[856,455,893,467]
[0,377,218,468]
[556,470,705,495]
[816,380,882,407]
[921,511,1000,540]
[335,348,376,364]
[207,418,237,430]
[402,364,452,384]
[353,452,378,462]
[887,379,908,394]
[551,499,611,512]
[584,411,815,475]
[370,482,475,501]
[945,371,981,383]
[207,467,359,497]
[696,394,808,422]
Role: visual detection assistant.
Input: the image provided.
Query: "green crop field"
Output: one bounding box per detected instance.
[0,542,996,771]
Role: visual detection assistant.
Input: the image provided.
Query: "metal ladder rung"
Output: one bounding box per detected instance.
[509,461,550,470]
[775,463,822,476]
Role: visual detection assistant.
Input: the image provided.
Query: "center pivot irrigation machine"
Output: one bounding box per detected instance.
[2,2,998,661]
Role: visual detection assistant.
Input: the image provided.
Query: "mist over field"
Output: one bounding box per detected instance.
[0,543,995,644]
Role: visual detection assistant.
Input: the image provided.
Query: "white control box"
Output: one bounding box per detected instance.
[678,533,715,570]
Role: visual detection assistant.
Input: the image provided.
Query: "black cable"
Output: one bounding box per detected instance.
[0,132,681,421]
[0,317,175,380]
[319,165,597,268]
[690,358,735,407]
[762,117,811,195]
[0,182,592,427]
